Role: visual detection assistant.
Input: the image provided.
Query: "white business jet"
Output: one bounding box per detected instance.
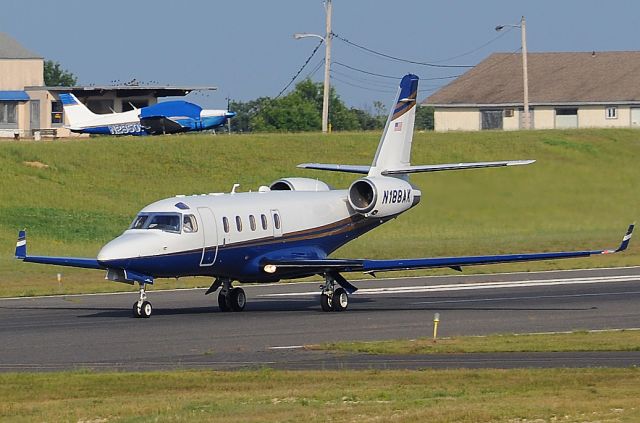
[16,74,634,318]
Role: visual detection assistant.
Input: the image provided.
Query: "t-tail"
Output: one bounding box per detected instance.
[297,73,535,176]
[368,74,419,179]
[59,93,98,130]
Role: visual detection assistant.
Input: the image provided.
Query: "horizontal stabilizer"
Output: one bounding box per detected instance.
[382,160,535,175]
[297,160,534,175]
[297,163,370,174]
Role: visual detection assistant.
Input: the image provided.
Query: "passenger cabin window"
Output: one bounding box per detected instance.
[261,214,268,230]
[249,215,256,231]
[274,213,281,230]
[235,216,243,232]
[183,214,198,233]
[223,217,229,233]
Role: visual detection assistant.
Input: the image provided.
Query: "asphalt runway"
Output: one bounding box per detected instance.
[1,266,640,372]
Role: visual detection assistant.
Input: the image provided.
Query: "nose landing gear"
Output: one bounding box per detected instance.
[132,283,152,318]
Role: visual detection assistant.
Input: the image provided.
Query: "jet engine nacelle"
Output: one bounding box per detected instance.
[269,177,331,192]
[348,177,421,217]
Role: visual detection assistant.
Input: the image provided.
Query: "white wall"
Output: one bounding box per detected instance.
[434,108,479,131]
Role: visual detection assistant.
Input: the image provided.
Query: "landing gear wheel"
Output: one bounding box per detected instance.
[228,287,246,312]
[218,291,230,312]
[140,301,152,318]
[320,293,333,312]
[332,287,348,312]
[132,301,142,318]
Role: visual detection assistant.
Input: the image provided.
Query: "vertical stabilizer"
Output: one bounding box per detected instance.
[368,74,419,178]
[59,93,97,128]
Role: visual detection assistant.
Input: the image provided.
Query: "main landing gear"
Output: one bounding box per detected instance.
[320,274,349,312]
[207,278,246,312]
[132,283,152,318]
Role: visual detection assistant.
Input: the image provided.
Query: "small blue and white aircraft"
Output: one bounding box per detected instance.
[59,93,235,136]
[17,74,633,318]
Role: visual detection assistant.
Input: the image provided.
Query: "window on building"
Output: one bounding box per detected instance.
[480,110,503,130]
[249,215,256,231]
[0,102,17,124]
[261,214,268,230]
[223,217,229,233]
[235,216,243,232]
[51,101,63,125]
[606,106,618,119]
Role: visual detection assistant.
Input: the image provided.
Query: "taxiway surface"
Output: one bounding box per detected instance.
[1,267,639,371]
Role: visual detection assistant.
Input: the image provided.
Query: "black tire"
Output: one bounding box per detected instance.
[320,293,333,312]
[228,288,246,312]
[218,291,230,312]
[132,302,142,318]
[332,288,348,312]
[140,301,152,318]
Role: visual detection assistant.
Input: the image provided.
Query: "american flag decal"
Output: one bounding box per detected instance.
[394,122,403,132]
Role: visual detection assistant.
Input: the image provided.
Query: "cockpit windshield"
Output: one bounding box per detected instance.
[129,213,181,233]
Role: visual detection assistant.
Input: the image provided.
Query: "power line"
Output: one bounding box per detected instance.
[333,61,463,82]
[330,74,396,94]
[332,33,474,68]
[306,57,325,79]
[275,40,324,99]
[430,27,513,63]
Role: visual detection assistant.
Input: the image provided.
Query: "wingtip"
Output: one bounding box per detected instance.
[614,223,634,253]
[15,229,27,259]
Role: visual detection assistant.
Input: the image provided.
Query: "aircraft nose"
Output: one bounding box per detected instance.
[226,111,236,118]
[97,237,133,263]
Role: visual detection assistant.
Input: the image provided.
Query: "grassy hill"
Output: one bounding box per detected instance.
[0,129,638,296]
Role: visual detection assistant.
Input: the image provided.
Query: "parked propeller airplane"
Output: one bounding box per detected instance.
[59,93,235,136]
[16,74,633,318]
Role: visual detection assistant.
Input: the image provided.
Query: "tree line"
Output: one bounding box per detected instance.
[229,79,433,133]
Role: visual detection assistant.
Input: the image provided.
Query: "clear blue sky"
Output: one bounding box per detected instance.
[2,0,637,110]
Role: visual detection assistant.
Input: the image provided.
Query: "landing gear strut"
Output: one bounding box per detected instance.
[132,283,152,318]
[211,278,246,312]
[320,274,349,312]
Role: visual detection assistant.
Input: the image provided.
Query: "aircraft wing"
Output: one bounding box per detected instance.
[15,230,102,270]
[297,163,371,174]
[263,224,634,275]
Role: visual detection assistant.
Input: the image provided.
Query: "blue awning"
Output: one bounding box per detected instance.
[0,91,30,101]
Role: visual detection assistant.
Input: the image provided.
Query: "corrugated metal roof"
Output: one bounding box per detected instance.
[0,91,30,101]
[0,33,42,59]
[424,51,640,106]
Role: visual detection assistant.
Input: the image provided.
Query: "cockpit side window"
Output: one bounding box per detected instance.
[147,214,181,233]
[183,214,198,233]
[131,215,149,229]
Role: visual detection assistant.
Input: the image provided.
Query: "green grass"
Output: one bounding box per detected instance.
[1,129,639,297]
[314,329,640,355]
[1,368,640,422]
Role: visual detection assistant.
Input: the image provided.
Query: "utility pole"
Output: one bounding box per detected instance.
[322,0,332,134]
[521,16,530,130]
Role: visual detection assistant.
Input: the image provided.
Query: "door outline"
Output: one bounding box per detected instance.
[197,207,218,266]
[30,100,40,131]
[270,209,283,238]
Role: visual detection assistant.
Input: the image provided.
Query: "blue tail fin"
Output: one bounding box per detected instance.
[15,230,26,259]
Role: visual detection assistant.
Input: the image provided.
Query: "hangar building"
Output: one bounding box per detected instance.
[0,32,214,138]
[423,51,640,131]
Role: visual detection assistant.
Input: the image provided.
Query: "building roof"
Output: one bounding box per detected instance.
[424,51,640,107]
[25,85,217,98]
[0,32,42,59]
